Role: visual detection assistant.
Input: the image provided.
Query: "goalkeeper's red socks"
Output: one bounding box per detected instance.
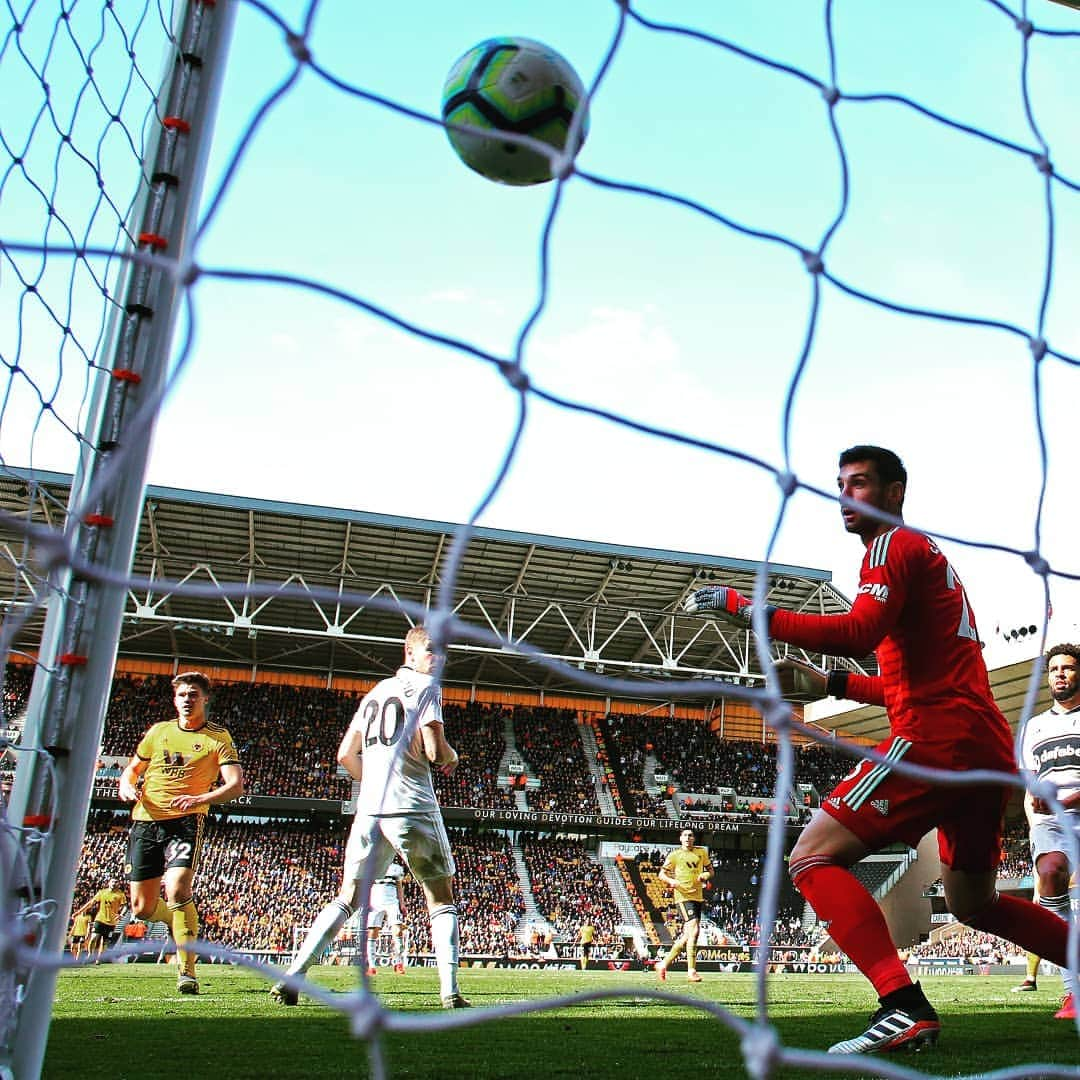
[790,857,911,998]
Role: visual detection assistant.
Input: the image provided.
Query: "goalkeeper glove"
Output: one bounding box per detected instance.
[684,585,770,628]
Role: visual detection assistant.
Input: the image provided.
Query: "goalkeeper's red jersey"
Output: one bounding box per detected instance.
[770,526,1013,764]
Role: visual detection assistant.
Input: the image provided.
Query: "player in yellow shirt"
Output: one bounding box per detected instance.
[656,828,713,983]
[118,671,244,995]
[68,910,92,960]
[73,879,127,961]
[578,921,596,970]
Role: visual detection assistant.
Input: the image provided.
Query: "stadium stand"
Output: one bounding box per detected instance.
[24,665,1032,966]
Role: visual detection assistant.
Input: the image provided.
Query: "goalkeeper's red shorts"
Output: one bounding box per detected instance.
[820,734,1012,872]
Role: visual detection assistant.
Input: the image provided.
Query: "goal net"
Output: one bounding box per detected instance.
[1,0,1078,1076]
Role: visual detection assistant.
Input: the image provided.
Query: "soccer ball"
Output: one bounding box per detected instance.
[441,37,589,186]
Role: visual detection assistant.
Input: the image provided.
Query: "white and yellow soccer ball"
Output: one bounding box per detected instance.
[441,37,589,186]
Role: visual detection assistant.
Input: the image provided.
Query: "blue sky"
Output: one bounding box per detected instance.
[4,0,1080,660]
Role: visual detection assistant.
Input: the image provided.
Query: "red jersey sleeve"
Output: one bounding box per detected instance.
[769,527,912,657]
[845,673,886,706]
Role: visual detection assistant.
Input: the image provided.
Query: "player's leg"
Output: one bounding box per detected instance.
[272,816,391,1003]
[684,913,702,982]
[789,810,914,1000]
[789,753,941,1054]
[1013,878,1042,991]
[944,803,1070,979]
[389,921,405,973]
[1027,820,1076,1015]
[397,812,467,1008]
[127,820,173,946]
[419,873,467,1006]
[161,816,205,993]
[163,865,199,991]
[657,922,687,980]
[365,921,381,976]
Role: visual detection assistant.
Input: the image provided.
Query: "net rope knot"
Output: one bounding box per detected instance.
[775,471,798,498]
[286,33,311,64]
[348,991,384,1040]
[800,249,823,275]
[764,699,792,735]
[1032,153,1052,176]
[1028,336,1047,361]
[499,361,530,392]
[1023,550,1049,577]
[741,1022,780,1080]
[1015,17,1034,38]
[820,85,840,107]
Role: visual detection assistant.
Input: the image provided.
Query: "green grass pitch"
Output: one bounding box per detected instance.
[44,966,1079,1079]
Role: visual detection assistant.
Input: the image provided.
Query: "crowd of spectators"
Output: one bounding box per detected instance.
[906,926,1023,964]
[603,712,853,819]
[6,665,874,820]
[72,814,532,956]
[521,834,621,944]
[601,713,678,817]
[997,816,1032,880]
[432,703,516,811]
[513,708,601,815]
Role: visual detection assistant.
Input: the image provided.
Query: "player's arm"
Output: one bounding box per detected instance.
[118,755,148,802]
[71,896,94,918]
[171,762,245,812]
[336,722,365,782]
[775,657,885,708]
[658,858,678,890]
[686,541,911,658]
[698,852,714,884]
[421,720,459,776]
[1030,786,1080,815]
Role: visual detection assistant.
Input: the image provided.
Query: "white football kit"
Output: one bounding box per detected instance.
[367,862,405,930]
[343,666,455,888]
[1019,702,1080,860]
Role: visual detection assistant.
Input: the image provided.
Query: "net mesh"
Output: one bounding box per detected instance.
[1,0,1079,1076]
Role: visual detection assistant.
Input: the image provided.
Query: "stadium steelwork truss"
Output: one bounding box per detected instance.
[0,469,873,700]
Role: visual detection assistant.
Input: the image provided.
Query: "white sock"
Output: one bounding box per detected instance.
[289,899,353,976]
[430,904,459,998]
[1039,893,1077,996]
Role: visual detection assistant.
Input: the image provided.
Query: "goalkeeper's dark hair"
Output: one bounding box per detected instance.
[1046,642,1080,667]
[838,445,907,490]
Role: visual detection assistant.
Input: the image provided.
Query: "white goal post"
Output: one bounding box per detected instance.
[0,2,237,1075]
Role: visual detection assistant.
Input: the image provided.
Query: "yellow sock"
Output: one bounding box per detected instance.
[687,941,697,972]
[170,898,199,977]
[1026,952,1040,981]
[149,898,171,925]
[663,941,682,968]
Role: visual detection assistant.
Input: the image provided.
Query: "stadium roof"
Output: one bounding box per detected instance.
[0,469,871,704]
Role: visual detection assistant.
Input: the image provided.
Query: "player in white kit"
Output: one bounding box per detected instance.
[271,626,468,1008]
[365,861,406,975]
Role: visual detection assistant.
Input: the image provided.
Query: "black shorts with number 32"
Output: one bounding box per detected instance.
[126,815,205,882]
[676,899,703,923]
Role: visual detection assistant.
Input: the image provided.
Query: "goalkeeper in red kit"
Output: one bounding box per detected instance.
[684,445,1072,1055]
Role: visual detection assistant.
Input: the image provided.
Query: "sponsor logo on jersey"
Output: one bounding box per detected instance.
[871,799,890,816]
[1033,739,1080,769]
[827,797,842,809]
[858,582,890,603]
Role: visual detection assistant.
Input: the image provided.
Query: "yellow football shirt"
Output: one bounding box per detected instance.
[92,888,126,926]
[132,718,240,821]
[662,845,713,902]
[71,913,92,937]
